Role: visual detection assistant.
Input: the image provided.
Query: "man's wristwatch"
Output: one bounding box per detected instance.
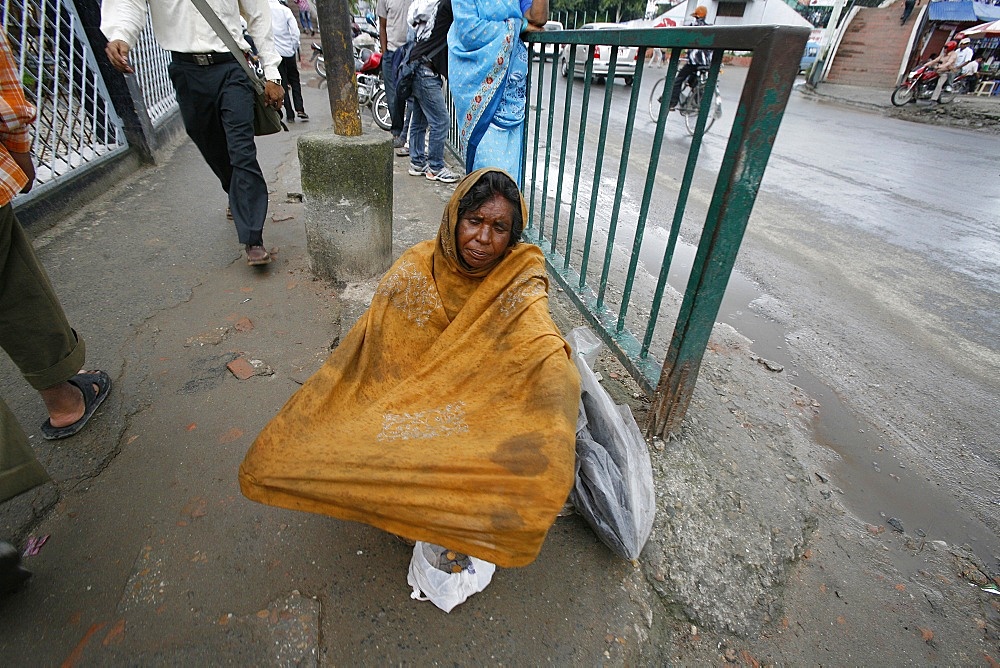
[266,78,282,86]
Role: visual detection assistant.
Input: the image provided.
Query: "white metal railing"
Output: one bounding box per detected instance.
[131,16,178,126]
[3,0,128,202]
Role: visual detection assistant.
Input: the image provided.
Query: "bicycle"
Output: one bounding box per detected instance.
[648,65,722,135]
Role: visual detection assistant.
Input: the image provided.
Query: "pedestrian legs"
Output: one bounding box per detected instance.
[900,0,915,24]
[0,203,81,501]
[278,54,305,119]
[382,49,404,143]
[410,66,448,173]
[408,95,428,170]
[300,9,314,34]
[169,60,268,247]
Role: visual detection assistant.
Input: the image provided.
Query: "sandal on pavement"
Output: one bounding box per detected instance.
[40,370,111,441]
[246,245,272,266]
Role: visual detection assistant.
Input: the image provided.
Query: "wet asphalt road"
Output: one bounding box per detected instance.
[542,65,1000,566]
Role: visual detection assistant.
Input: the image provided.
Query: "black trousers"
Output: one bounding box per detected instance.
[669,63,698,107]
[278,55,304,118]
[168,60,268,246]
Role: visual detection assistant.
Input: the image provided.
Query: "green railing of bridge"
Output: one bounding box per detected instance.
[517,25,807,436]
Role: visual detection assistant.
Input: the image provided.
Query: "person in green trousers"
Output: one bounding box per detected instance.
[0,32,111,595]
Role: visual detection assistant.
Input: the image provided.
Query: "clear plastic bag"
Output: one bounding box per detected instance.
[565,327,656,561]
[407,542,496,613]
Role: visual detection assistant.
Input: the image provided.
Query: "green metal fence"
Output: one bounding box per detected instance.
[517,25,807,436]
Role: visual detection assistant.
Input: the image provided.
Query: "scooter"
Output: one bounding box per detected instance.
[891,64,962,105]
[310,42,391,130]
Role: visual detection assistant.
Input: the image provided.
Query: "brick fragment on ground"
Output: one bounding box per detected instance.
[227,356,274,380]
[227,357,255,380]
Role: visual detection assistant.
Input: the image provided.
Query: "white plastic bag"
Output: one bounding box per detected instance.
[565,327,656,561]
[407,542,496,613]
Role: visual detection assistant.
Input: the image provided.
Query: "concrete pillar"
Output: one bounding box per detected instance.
[298,132,393,282]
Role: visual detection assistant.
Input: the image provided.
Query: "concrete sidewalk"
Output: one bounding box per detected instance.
[1,71,657,665]
[797,80,1000,133]
[2,66,996,665]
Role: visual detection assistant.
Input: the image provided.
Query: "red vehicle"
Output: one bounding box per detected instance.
[310,42,391,130]
[891,64,965,105]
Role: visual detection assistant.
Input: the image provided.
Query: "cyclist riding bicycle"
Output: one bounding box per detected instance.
[668,5,711,111]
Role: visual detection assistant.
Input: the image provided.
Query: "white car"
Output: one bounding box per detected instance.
[558,23,637,85]
[529,20,563,60]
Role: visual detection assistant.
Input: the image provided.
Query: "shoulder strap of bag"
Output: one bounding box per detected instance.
[188,0,265,94]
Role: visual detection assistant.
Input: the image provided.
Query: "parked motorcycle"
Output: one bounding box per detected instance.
[891,64,963,105]
[309,42,391,130]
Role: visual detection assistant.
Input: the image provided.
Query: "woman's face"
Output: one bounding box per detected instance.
[457,194,515,270]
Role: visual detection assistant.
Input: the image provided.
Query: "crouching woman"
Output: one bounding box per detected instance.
[239,168,580,567]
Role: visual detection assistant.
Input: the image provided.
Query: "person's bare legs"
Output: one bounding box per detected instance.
[38,378,98,428]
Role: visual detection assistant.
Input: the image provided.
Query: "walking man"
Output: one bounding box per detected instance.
[900,0,915,24]
[101,0,284,266]
[377,0,413,156]
[270,0,308,122]
[0,33,112,593]
[406,0,460,183]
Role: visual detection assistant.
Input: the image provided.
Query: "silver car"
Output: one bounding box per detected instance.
[558,23,637,85]
[529,20,563,60]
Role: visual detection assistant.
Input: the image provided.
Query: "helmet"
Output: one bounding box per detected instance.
[945,40,957,51]
[692,5,707,17]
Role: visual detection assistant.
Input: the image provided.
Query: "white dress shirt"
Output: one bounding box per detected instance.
[101,0,281,80]
[955,45,974,70]
[268,0,301,58]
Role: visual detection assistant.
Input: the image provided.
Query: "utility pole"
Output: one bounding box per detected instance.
[807,0,848,87]
[314,0,362,136]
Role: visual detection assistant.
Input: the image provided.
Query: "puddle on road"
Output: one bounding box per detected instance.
[638,233,1000,570]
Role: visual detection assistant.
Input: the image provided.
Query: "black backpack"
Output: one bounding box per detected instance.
[392,38,447,102]
[392,39,418,102]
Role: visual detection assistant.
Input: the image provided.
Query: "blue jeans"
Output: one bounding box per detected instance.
[382,49,401,136]
[408,65,447,172]
[299,9,313,32]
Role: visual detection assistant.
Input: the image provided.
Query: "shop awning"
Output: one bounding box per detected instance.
[928,1,1000,22]
[929,2,979,22]
[974,1,1000,20]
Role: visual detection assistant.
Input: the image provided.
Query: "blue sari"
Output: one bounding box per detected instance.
[448,0,530,184]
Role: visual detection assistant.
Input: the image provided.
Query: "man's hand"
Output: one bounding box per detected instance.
[264,80,284,109]
[106,40,134,74]
[9,151,35,193]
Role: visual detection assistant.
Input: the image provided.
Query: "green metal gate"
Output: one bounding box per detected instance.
[519,25,808,436]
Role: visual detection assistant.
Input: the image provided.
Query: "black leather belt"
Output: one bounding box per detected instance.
[171,51,238,66]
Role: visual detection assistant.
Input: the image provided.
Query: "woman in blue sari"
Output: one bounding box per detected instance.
[448,0,547,184]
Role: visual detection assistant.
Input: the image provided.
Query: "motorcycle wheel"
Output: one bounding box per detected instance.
[315,56,326,79]
[938,86,957,104]
[371,89,391,130]
[890,84,914,106]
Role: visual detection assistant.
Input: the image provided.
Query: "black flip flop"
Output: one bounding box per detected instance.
[40,370,111,440]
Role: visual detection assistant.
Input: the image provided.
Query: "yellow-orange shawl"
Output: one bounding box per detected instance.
[239,169,580,567]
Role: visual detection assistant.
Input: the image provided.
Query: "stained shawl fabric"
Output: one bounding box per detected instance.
[239,168,580,568]
[448,0,528,182]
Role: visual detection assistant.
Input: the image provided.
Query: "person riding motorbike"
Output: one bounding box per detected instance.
[927,40,958,103]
